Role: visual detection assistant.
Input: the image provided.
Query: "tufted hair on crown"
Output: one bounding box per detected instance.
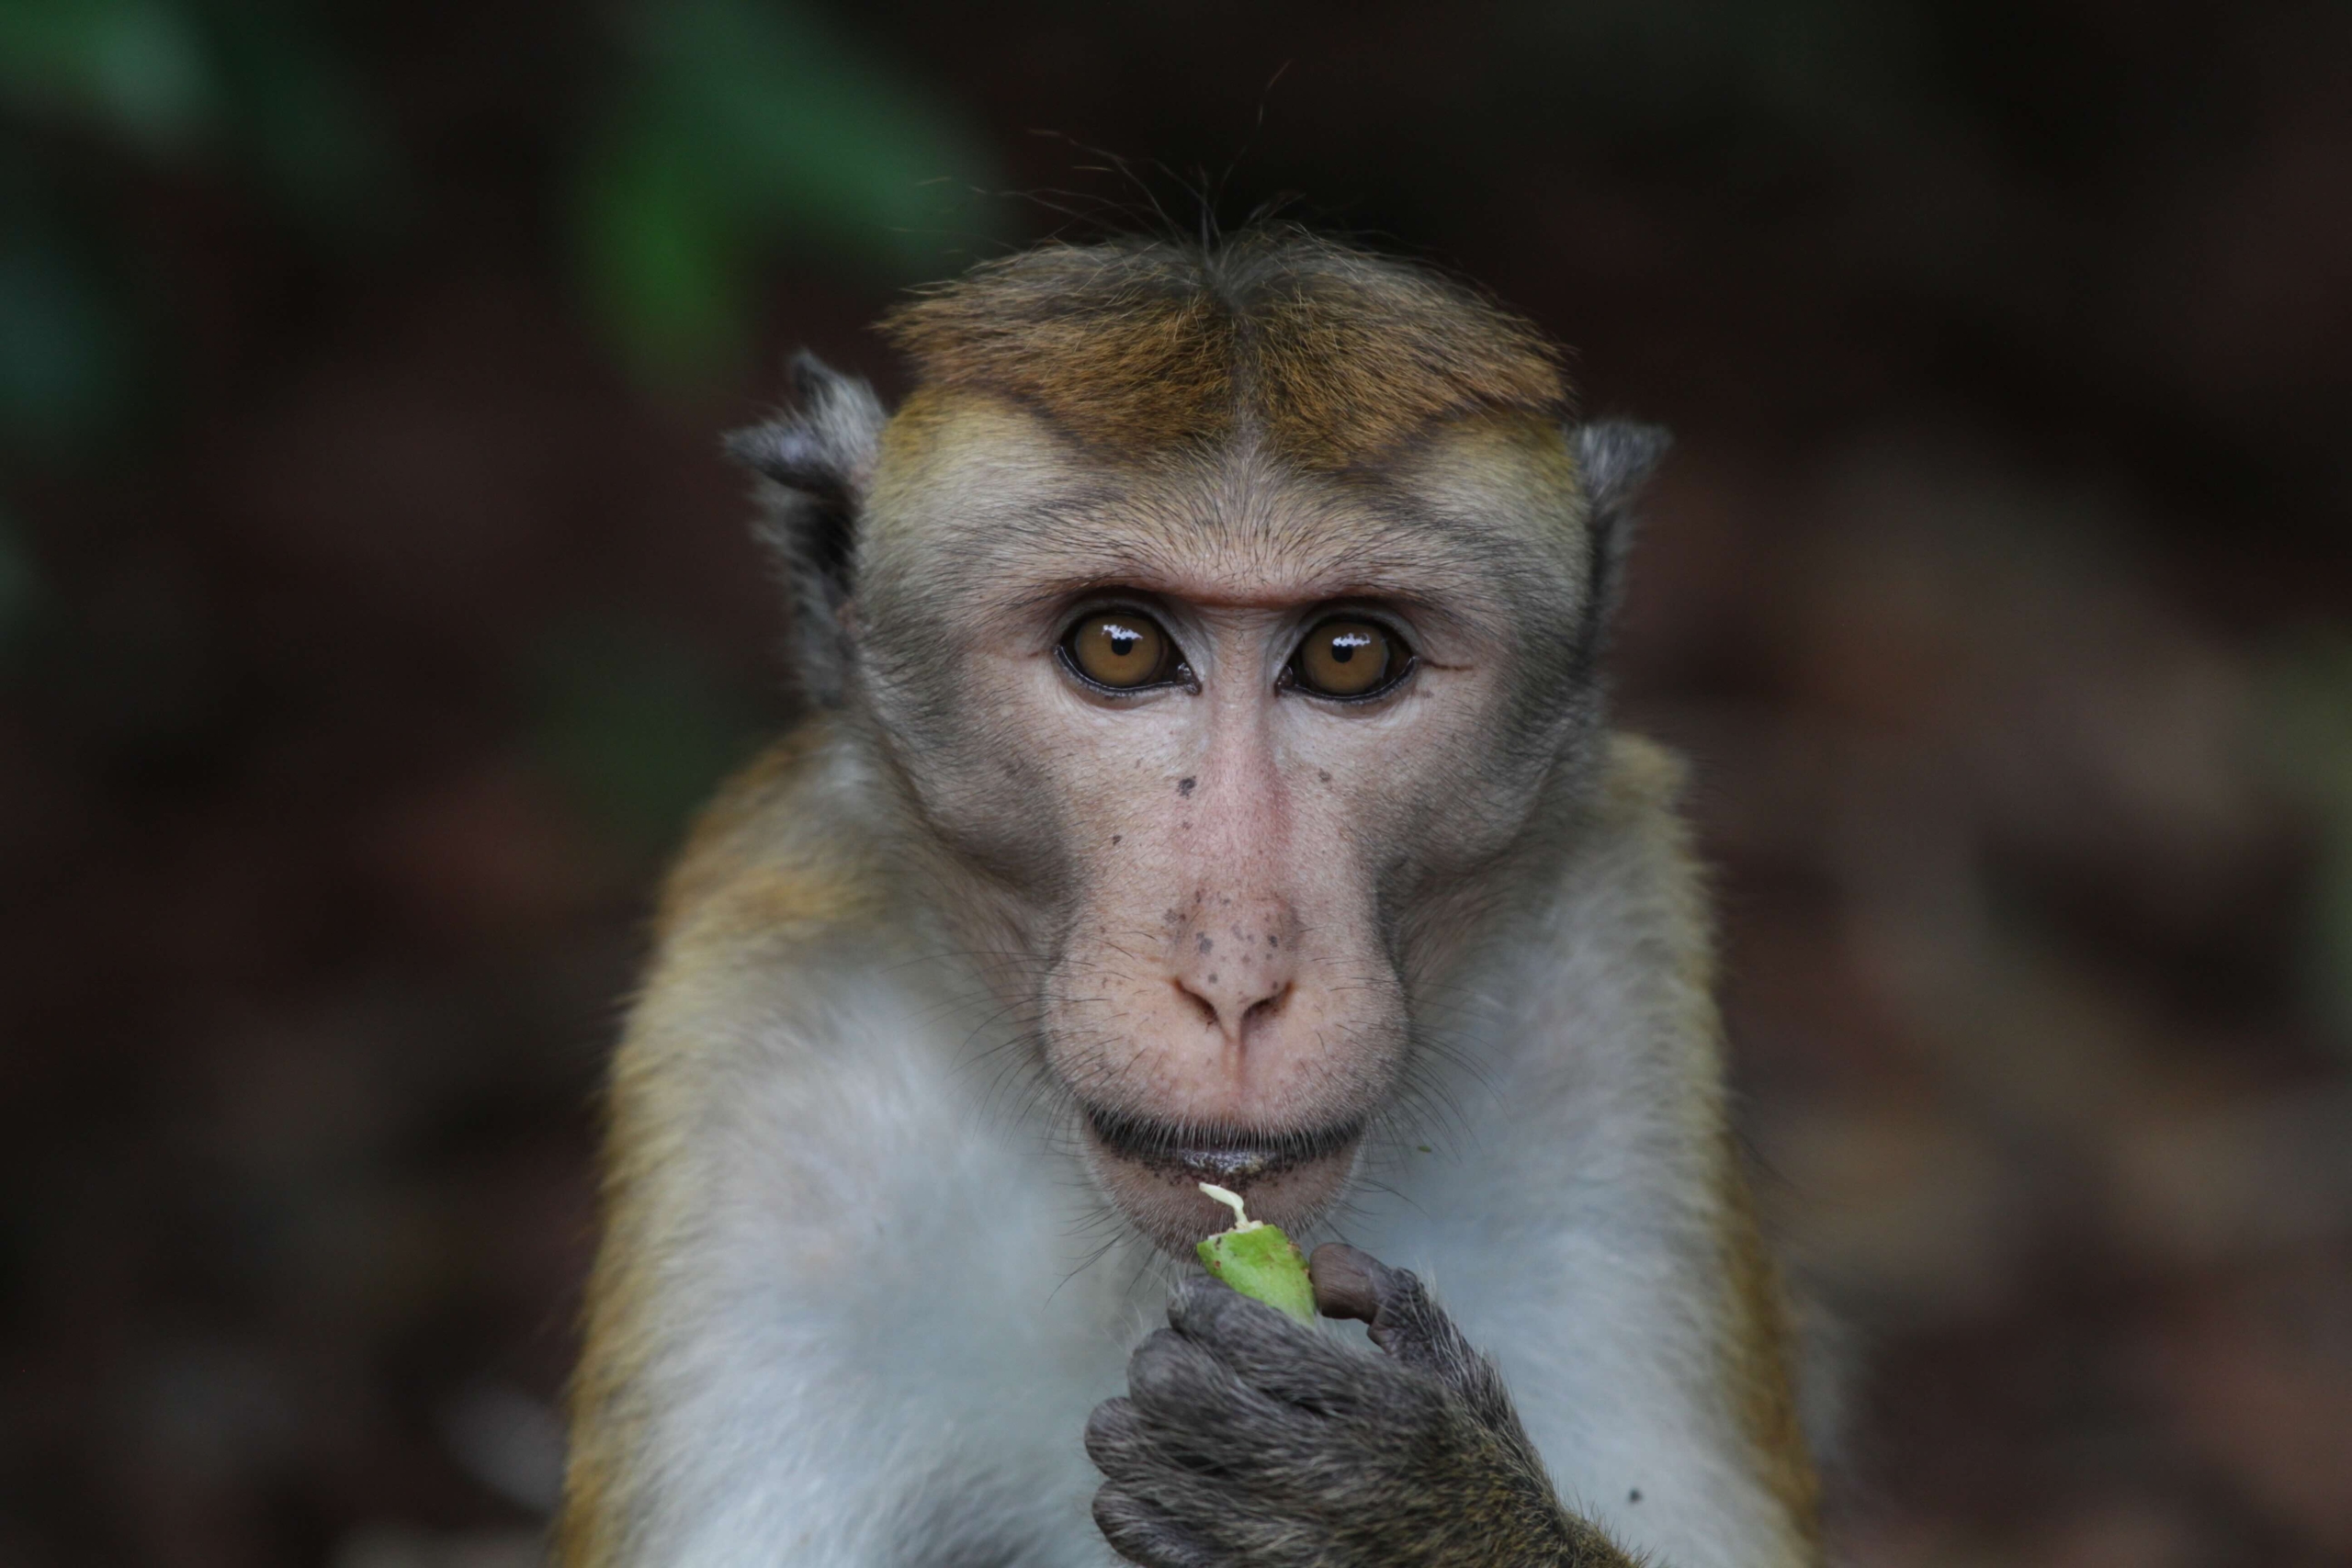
[879,228,1572,468]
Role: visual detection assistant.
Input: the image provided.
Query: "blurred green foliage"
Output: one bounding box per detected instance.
[0,0,399,457]
[1,0,989,845]
[0,0,396,209]
[198,6,399,228]
[0,216,134,448]
[0,0,991,455]
[0,0,213,152]
[577,0,992,382]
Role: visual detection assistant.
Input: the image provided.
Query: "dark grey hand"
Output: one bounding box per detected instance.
[1085,1244,1639,1568]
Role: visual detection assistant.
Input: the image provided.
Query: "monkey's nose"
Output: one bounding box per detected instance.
[1171,959,1294,1043]
[1169,897,1299,1043]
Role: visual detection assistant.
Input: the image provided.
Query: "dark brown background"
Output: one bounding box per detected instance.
[3,2,2349,1564]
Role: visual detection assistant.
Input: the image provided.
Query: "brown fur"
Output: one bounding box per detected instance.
[1584,737,1822,1562]
[646,722,886,950]
[1721,1150,1826,1555]
[560,720,885,1566]
[880,231,1569,469]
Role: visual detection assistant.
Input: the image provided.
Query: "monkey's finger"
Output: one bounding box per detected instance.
[1170,1272,1335,1336]
[1168,1276,1385,1418]
[1084,1396,1153,1480]
[1316,1251,1486,1388]
[1306,1242,1394,1321]
[1125,1318,1342,1474]
[1126,1325,1283,1428]
[1089,1388,1263,1505]
[1092,1487,1220,1568]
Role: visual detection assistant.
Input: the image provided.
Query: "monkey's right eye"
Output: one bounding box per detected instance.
[1061,611,1182,691]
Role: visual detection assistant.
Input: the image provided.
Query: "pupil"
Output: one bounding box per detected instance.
[1106,626,1137,656]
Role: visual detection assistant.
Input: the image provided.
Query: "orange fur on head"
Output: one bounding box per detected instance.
[880,231,1570,468]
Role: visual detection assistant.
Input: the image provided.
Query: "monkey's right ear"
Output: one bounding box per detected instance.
[725,352,889,706]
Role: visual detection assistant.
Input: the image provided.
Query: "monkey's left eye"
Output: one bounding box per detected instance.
[1289,618,1408,699]
[1061,611,1184,691]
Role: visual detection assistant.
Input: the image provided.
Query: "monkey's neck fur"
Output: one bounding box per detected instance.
[561,715,1819,1568]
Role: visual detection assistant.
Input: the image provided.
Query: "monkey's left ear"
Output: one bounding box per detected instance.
[726,352,889,706]
[1571,420,1671,668]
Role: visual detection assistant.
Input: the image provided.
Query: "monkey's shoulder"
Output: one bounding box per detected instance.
[1560,732,1707,929]
[609,716,911,1155]
[1595,730,1692,828]
[650,715,888,956]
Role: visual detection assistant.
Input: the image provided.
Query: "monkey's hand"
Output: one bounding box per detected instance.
[1085,1244,1640,1568]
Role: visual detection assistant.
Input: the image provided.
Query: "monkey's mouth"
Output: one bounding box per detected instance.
[1079,1103,1364,1253]
[1084,1105,1363,1181]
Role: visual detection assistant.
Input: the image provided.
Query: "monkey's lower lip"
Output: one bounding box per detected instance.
[1081,1104,1364,1185]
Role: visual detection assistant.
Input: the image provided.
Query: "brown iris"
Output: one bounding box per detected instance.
[1066,611,1178,689]
[1294,619,1402,698]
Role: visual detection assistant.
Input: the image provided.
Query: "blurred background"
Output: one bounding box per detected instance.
[3,0,2349,1563]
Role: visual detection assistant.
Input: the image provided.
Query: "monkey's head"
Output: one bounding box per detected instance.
[732,233,1665,1255]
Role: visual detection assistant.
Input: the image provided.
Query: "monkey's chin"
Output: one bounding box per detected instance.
[1078,1105,1363,1257]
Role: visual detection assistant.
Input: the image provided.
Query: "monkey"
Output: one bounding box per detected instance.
[557,230,1822,1568]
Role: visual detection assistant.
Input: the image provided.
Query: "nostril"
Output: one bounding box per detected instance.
[1173,979,1219,1029]
[1243,983,1292,1029]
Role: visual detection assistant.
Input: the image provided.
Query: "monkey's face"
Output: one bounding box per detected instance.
[856,399,1604,1253]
